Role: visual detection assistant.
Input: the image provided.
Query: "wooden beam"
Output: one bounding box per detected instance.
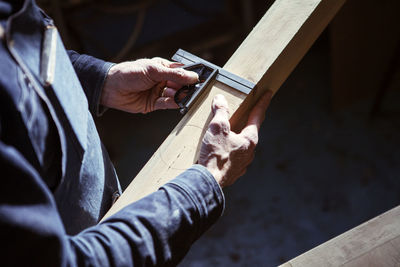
[102,0,345,219]
[280,205,400,266]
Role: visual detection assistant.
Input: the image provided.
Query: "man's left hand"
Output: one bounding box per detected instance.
[101,57,199,113]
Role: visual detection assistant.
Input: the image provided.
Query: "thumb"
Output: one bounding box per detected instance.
[208,94,231,134]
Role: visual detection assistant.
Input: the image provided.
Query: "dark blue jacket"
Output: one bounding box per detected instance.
[0,0,224,266]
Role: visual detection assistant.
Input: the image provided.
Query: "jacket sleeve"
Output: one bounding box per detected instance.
[67,50,114,116]
[0,139,224,266]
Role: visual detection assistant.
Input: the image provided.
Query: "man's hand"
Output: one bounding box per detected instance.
[101,57,199,114]
[199,92,272,188]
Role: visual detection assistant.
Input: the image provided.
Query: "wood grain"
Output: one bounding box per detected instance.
[280,205,400,267]
[102,0,345,220]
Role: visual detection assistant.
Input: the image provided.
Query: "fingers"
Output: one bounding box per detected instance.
[208,94,231,135]
[160,87,177,98]
[246,91,273,130]
[147,59,199,85]
[152,57,183,68]
[166,81,183,90]
[211,94,229,116]
[154,97,179,110]
[240,91,273,147]
[161,67,199,85]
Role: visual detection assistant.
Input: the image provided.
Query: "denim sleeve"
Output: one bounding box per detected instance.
[67,50,114,116]
[0,138,224,266]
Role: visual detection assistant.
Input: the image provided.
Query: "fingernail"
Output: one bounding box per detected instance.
[186,70,199,81]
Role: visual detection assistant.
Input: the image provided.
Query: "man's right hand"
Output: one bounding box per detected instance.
[101,58,198,114]
[199,92,272,188]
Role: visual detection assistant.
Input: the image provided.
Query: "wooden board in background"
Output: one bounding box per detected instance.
[280,205,400,267]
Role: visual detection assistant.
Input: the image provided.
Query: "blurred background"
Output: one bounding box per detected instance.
[38,0,400,266]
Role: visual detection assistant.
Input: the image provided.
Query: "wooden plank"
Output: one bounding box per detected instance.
[280,205,400,267]
[102,0,345,219]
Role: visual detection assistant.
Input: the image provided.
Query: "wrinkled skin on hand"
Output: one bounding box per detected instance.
[199,92,272,188]
[101,57,199,114]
